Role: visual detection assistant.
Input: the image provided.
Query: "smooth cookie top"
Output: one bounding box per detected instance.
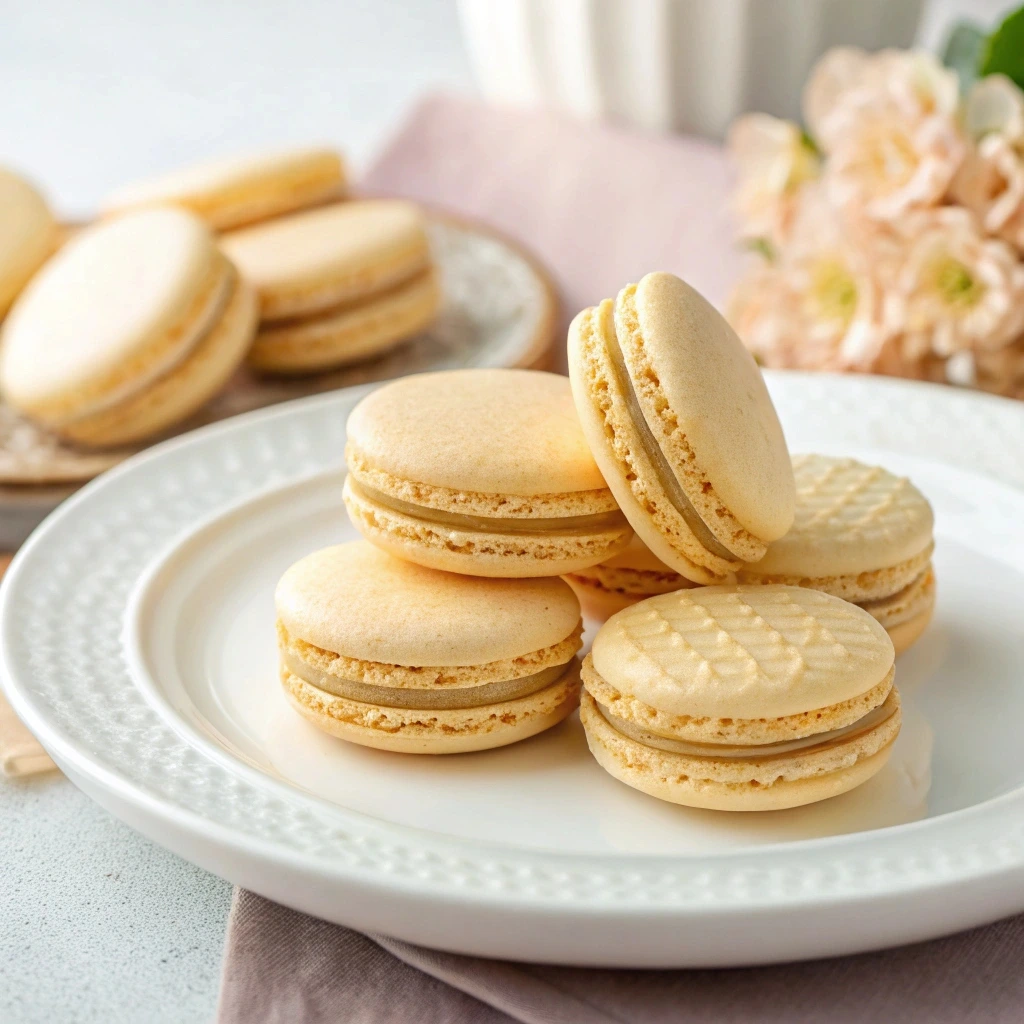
[745,454,935,578]
[275,541,582,666]
[0,168,55,313]
[346,369,611,498]
[0,208,221,416]
[221,199,427,297]
[591,584,894,719]
[103,146,345,222]
[622,272,795,541]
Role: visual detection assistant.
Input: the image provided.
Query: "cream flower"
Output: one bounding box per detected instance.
[953,135,1024,250]
[803,47,870,148]
[825,103,964,220]
[884,208,1024,357]
[728,113,819,244]
[806,48,959,154]
[728,239,887,372]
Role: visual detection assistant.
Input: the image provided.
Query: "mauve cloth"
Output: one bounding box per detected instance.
[217,96,1024,1022]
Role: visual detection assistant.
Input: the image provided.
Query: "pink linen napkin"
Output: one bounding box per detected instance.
[217,95,1024,1022]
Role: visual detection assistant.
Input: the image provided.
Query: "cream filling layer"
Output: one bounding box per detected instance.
[348,477,628,536]
[283,650,578,709]
[599,304,736,561]
[595,693,898,761]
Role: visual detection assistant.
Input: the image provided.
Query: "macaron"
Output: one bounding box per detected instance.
[736,455,936,655]
[221,199,440,374]
[343,368,633,577]
[580,584,900,811]
[0,168,57,317]
[102,146,346,230]
[276,541,583,753]
[568,271,796,584]
[0,208,257,447]
[564,535,697,620]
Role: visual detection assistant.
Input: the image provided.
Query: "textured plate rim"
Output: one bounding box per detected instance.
[3,373,1024,921]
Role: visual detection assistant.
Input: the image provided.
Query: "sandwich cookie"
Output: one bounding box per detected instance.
[580,585,900,811]
[0,208,257,447]
[344,368,633,577]
[0,168,57,317]
[737,455,935,654]
[565,535,697,620]
[102,146,346,230]
[568,271,796,584]
[276,542,583,753]
[221,199,439,373]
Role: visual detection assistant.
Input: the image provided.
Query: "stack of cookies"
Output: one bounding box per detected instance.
[0,147,441,450]
[277,270,936,813]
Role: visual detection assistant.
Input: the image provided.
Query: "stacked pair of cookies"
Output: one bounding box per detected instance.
[277,271,933,812]
[0,149,439,448]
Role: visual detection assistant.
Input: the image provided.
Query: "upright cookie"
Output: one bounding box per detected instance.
[0,168,56,317]
[0,208,257,447]
[737,455,935,654]
[343,369,633,577]
[276,542,583,753]
[102,146,346,230]
[568,271,795,584]
[581,585,900,811]
[222,199,439,373]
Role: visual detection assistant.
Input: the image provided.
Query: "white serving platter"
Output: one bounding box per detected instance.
[3,371,1024,968]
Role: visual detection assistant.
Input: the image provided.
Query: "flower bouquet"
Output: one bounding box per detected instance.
[726,6,1024,398]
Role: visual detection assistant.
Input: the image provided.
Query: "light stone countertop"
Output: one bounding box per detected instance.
[0,0,1010,1021]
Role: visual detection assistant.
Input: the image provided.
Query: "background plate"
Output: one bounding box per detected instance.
[3,372,1024,967]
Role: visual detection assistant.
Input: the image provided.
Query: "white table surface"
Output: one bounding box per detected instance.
[0,0,1012,1021]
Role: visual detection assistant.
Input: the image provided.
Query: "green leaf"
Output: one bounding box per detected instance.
[980,6,1024,91]
[941,21,987,92]
[743,237,777,263]
[799,128,821,158]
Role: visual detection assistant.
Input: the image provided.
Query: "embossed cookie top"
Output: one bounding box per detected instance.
[591,584,894,718]
[749,455,934,577]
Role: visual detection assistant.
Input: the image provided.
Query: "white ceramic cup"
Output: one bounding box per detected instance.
[457,0,925,138]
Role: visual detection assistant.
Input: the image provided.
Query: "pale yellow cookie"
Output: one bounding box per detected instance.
[581,585,900,811]
[0,168,57,317]
[568,272,795,584]
[276,541,583,753]
[103,147,346,230]
[737,455,936,653]
[343,369,633,577]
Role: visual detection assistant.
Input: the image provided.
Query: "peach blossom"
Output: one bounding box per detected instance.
[884,208,1024,357]
[727,113,819,244]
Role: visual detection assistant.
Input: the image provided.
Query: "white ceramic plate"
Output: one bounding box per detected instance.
[3,372,1024,968]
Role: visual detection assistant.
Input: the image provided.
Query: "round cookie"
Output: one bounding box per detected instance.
[0,208,257,447]
[568,271,796,584]
[564,536,697,620]
[222,199,438,372]
[102,146,346,230]
[276,541,583,753]
[343,368,633,577]
[0,168,57,317]
[581,584,900,811]
[736,455,936,654]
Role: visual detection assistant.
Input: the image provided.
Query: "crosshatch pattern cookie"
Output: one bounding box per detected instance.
[738,455,935,654]
[581,584,900,811]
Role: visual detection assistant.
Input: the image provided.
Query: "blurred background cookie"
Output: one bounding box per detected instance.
[222,198,440,373]
[0,167,57,317]
[102,146,346,230]
[0,207,257,447]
